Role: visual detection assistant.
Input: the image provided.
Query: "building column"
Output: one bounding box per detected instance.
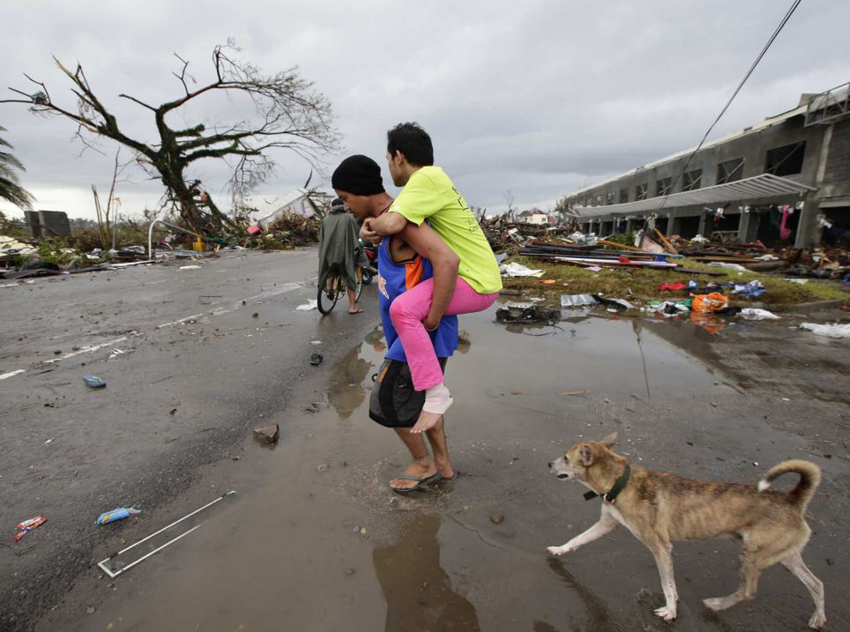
[698,212,712,239]
[625,218,634,234]
[795,195,821,249]
[737,209,758,243]
[667,211,679,237]
[795,123,833,249]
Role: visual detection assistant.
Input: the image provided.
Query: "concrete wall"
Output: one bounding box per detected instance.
[566,111,850,246]
[565,113,825,210]
[822,118,850,198]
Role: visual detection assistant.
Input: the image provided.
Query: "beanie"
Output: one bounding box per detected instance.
[331,155,385,196]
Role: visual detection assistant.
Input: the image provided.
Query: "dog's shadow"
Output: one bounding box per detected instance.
[543,559,737,632]
[543,557,629,632]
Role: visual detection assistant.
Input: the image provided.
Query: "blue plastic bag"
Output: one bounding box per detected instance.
[96,507,140,526]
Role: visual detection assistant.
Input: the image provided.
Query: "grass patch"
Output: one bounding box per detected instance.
[35,239,81,266]
[503,256,849,306]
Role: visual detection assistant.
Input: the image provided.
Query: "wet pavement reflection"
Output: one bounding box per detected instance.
[374,514,480,632]
[37,307,850,632]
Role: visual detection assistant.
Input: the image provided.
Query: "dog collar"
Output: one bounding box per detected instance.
[583,464,631,504]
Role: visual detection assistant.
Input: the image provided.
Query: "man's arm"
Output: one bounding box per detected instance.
[369,212,408,237]
[400,222,459,330]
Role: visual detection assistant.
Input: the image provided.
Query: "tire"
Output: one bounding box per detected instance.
[361,267,373,285]
[317,268,340,315]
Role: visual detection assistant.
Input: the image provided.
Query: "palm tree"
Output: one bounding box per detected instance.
[0,126,35,210]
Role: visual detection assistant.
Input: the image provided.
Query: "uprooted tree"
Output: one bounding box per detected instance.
[0,42,340,236]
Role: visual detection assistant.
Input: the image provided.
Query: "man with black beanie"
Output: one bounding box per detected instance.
[332,155,463,492]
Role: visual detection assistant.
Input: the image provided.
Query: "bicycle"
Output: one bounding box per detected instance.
[317,262,363,315]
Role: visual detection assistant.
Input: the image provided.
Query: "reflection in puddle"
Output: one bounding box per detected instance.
[373,514,480,632]
[325,336,377,419]
[545,558,628,632]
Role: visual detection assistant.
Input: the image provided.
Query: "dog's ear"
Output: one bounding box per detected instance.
[580,444,594,467]
[599,432,618,448]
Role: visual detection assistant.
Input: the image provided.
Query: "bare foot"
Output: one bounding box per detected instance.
[410,410,444,434]
[432,452,455,479]
[389,457,438,492]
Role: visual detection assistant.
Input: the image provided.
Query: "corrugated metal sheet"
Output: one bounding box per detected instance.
[574,173,815,219]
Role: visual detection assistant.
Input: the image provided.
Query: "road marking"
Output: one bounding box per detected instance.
[45,336,134,364]
[1,274,317,381]
[157,313,205,329]
[156,282,307,326]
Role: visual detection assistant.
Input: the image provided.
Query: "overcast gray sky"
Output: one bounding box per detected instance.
[1,0,848,221]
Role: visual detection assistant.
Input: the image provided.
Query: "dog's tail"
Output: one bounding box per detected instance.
[758,459,821,512]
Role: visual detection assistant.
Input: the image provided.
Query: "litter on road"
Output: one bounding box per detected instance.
[496,304,560,325]
[83,374,107,389]
[692,292,728,313]
[560,294,597,308]
[799,323,850,338]
[501,262,544,278]
[296,299,318,311]
[15,514,47,542]
[740,308,780,321]
[96,508,141,526]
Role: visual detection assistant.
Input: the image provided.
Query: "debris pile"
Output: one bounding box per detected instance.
[255,213,320,250]
[668,235,849,279]
[479,215,564,253]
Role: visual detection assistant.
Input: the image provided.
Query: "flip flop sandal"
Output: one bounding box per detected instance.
[390,472,440,494]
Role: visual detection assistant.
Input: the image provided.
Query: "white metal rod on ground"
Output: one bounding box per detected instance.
[97,490,236,578]
[99,523,204,579]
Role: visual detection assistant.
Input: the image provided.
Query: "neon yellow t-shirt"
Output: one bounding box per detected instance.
[390,166,502,295]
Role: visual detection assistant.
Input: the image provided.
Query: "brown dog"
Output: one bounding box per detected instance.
[547,433,825,629]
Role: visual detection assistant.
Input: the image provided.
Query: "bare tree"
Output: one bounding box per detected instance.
[1,41,340,236]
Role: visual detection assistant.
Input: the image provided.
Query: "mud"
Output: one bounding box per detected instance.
[32,304,850,632]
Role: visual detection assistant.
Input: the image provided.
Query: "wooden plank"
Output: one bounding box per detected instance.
[598,239,649,252]
[654,227,679,255]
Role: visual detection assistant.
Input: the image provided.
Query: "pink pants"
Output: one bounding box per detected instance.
[389,277,498,391]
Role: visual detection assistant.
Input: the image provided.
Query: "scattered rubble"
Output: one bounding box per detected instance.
[496,304,560,325]
[254,213,320,250]
[253,423,280,444]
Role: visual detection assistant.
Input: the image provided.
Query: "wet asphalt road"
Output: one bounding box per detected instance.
[0,248,381,631]
[3,252,850,632]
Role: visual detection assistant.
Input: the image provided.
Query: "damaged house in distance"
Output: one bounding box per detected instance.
[561,82,850,248]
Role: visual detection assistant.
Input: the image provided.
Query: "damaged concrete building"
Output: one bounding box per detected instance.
[564,82,850,248]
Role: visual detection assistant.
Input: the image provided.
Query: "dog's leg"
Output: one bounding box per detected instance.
[647,539,678,622]
[703,548,763,612]
[781,551,826,630]
[547,512,618,556]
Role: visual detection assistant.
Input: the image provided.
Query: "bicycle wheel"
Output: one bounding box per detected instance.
[317,268,340,315]
[361,266,373,286]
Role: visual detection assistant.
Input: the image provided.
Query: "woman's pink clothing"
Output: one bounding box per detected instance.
[389,277,498,391]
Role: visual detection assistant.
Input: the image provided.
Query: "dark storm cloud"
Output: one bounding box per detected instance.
[1,0,847,218]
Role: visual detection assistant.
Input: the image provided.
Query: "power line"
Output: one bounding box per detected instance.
[658,0,803,212]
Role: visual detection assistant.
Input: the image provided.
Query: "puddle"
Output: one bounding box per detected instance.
[39,309,848,632]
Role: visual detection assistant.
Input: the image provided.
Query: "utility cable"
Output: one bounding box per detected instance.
[658,0,803,212]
